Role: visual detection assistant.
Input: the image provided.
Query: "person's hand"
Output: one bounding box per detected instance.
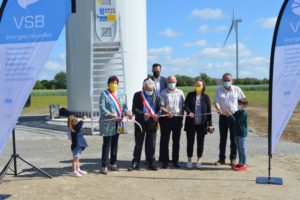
[109,113,119,121]
[224,109,232,116]
[189,112,195,118]
[125,112,133,120]
[166,111,173,118]
[153,114,159,122]
[207,126,214,134]
[144,113,150,121]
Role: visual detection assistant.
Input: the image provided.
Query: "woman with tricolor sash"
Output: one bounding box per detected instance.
[99,76,132,175]
[128,78,164,171]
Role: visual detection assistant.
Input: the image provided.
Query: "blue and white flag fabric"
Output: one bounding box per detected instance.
[0,0,72,155]
[271,0,300,153]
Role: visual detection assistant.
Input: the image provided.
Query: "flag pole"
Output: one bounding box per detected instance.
[256,0,289,185]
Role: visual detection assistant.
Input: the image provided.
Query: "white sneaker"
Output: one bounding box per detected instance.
[186,162,193,169]
[196,161,202,169]
[77,169,87,175]
[73,171,82,177]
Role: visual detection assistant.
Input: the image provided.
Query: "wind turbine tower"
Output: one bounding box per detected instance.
[224,0,242,79]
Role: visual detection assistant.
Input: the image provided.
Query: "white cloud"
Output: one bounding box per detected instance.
[44,60,62,71]
[159,28,181,37]
[148,46,173,62]
[198,25,210,33]
[147,44,269,79]
[59,53,66,61]
[198,43,251,59]
[39,53,66,80]
[255,17,277,29]
[165,57,197,67]
[183,39,207,48]
[198,25,227,34]
[189,8,224,19]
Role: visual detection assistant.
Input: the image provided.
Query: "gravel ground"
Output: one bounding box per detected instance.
[1,113,299,172]
[0,113,299,200]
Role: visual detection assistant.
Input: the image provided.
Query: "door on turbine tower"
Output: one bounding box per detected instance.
[95,0,117,42]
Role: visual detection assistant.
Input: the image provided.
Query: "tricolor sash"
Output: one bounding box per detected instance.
[104,90,123,117]
[139,91,156,116]
[104,90,126,134]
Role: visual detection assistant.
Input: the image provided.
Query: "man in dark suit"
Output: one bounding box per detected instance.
[129,78,163,171]
[150,63,167,95]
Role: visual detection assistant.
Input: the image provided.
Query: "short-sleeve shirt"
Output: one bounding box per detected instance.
[161,88,185,115]
[214,85,246,114]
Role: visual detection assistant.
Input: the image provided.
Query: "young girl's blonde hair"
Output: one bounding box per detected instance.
[67,115,78,132]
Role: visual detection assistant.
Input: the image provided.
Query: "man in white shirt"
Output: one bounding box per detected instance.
[214,73,246,166]
[159,75,185,168]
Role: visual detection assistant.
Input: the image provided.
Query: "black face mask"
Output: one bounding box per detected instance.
[153,71,160,78]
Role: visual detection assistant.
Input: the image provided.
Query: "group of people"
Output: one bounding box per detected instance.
[67,63,249,177]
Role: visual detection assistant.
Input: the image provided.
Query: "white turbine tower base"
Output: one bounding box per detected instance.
[224,0,242,79]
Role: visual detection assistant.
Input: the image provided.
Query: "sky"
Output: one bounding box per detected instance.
[8,0,284,80]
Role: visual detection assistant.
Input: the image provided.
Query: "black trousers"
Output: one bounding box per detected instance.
[132,127,157,164]
[101,134,119,167]
[219,115,237,160]
[159,117,183,163]
[186,124,206,158]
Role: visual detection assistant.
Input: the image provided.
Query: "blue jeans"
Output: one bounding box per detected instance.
[234,136,247,165]
[72,147,82,158]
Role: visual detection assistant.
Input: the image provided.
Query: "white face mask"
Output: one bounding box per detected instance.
[238,105,243,110]
[168,83,176,90]
[145,90,153,96]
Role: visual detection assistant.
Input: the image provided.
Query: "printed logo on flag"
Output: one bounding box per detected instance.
[17,0,39,9]
[99,8,105,15]
[99,16,107,21]
[292,0,300,16]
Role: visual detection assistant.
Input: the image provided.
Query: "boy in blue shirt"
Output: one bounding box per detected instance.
[225,99,248,171]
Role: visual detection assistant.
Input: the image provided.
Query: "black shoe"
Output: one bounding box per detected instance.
[215,159,226,165]
[173,162,181,168]
[128,162,140,171]
[161,162,169,169]
[148,164,159,171]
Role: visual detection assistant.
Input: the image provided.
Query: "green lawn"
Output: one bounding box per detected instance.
[22,96,67,115]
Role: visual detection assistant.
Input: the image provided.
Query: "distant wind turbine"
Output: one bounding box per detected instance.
[224,0,242,79]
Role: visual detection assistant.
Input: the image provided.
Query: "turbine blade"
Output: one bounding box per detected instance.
[224,22,234,46]
[233,0,236,19]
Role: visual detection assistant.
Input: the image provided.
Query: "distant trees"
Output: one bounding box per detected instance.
[33,71,269,90]
[34,71,66,89]
[234,78,269,85]
[176,73,216,86]
[54,71,67,89]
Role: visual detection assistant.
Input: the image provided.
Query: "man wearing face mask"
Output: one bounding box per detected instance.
[129,78,163,171]
[214,73,246,166]
[150,63,167,95]
[159,75,185,169]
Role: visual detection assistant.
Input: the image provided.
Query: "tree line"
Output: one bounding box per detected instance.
[34,71,66,89]
[175,73,269,86]
[34,72,269,90]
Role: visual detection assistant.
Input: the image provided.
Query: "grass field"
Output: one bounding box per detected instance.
[22,86,299,143]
